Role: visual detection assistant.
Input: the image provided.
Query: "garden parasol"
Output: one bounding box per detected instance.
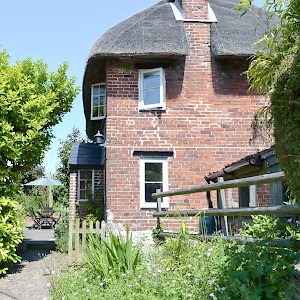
[25,176,63,208]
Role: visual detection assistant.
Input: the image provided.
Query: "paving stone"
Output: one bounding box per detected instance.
[0,227,67,300]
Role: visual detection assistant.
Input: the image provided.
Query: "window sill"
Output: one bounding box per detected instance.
[139,109,166,113]
[140,205,169,210]
[90,116,106,121]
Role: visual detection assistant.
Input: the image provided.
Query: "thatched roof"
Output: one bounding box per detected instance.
[88,0,277,61]
[210,0,278,57]
[89,0,189,59]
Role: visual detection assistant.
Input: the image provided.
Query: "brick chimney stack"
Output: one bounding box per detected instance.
[180,0,208,20]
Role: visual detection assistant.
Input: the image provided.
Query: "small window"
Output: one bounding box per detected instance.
[138,68,166,110]
[91,83,106,120]
[140,158,169,208]
[78,170,94,201]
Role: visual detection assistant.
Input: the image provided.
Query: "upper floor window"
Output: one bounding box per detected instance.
[139,158,169,209]
[91,83,106,120]
[138,68,166,110]
[78,170,94,201]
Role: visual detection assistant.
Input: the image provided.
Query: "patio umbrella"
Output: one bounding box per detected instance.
[25,176,63,208]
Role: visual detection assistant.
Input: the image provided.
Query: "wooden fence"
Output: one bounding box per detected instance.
[152,172,300,247]
[68,218,106,265]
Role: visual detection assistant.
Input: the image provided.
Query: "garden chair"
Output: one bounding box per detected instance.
[28,207,41,229]
[52,212,60,229]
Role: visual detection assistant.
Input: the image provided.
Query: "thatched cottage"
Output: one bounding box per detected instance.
[68,0,276,231]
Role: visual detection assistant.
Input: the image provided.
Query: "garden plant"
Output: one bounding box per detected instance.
[50,220,300,300]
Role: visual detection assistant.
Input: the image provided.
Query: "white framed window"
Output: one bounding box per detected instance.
[78,170,94,202]
[139,158,169,209]
[91,83,106,120]
[138,68,166,110]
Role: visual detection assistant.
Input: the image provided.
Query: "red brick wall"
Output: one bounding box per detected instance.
[257,184,272,207]
[102,10,268,231]
[69,169,105,220]
[182,0,208,19]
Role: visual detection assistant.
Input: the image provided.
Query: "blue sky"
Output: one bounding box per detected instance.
[1,0,264,174]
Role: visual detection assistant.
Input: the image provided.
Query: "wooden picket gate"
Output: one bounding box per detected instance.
[68,218,106,265]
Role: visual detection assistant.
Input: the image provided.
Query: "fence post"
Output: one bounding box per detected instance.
[217,177,228,236]
[68,219,74,266]
[75,218,80,264]
[82,220,87,250]
[96,220,100,235]
[101,220,106,241]
[156,189,162,227]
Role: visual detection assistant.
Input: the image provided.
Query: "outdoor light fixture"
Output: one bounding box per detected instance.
[94,130,105,145]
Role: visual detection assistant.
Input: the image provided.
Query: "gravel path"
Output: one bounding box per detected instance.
[0,249,67,300]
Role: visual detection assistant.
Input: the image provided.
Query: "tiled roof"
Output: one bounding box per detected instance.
[68,142,104,170]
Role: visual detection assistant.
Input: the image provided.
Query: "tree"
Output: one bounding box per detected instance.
[0,49,79,273]
[0,49,80,196]
[240,0,300,200]
[54,127,83,206]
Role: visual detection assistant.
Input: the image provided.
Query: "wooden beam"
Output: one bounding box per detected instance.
[151,172,285,199]
[153,204,300,218]
[157,232,300,250]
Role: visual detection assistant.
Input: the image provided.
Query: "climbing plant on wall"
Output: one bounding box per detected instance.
[240,0,300,201]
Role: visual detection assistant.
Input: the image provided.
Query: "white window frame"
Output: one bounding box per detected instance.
[77,170,95,202]
[139,158,169,209]
[138,67,166,111]
[90,83,106,120]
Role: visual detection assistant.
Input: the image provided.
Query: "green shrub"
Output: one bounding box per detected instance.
[0,197,23,274]
[217,240,300,299]
[242,215,300,240]
[54,207,69,253]
[16,191,44,215]
[83,229,141,278]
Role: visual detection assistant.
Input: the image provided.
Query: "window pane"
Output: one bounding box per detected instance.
[145,183,162,202]
[99,106,104,117]
[145,163,162,181]
[93,107,98,118]
[144,88,160,106]
[99,95,105,105]
[93,86,99,96]
[100,86,106,94]
[80,181,86,189]
[93,96,99,106]
[81,171,92,179]
[80,190,86,199]
[144,72,160,89]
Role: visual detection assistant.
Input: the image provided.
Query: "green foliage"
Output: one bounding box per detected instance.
[242,215,300,240]
[217,241,300,299]
[0,49,79,197]
[54,128,83,205]
[271,48,300,201]
[152,219,164,245]
[0,197,23,274]
[16,192,44,214]
[83,229,141,278]
[50,228,299,300]
[85,194,104,221]
[238,1,300,201]
[54,207,69,253]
